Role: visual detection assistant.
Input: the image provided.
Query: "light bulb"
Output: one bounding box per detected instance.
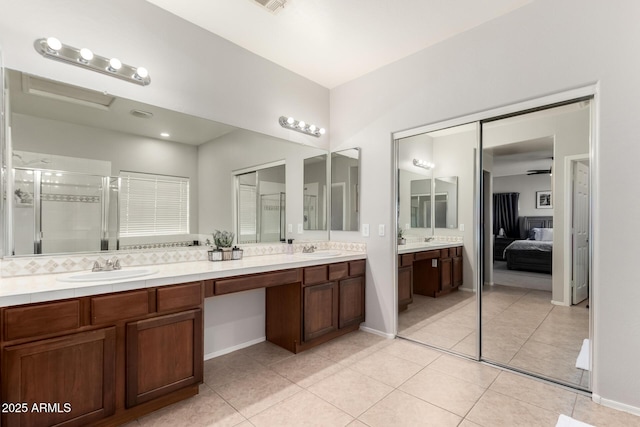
[287,117,295,125]
[160,132,170,137]
[309,125,317,132]
[319,128,326,135]
[135,66,149,79]
[108,58,122,71]
[298,121,306,129]
[79,48,93,62]
[46,37,62,52]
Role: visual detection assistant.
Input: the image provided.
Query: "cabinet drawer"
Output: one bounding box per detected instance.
[415,250,439,261]
[455,246,463,257]
[157,282,203,312]
[91,290,150,325]
[215,269,301,295]
[3,300,81,341]
[304,265,329,285]
[329,263,349,281]
[349,260,366,276]
[400,254,414,267]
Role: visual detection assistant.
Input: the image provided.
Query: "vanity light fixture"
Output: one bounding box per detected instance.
[160,132,170,138]
[34,37,151,86]
[413,158,434,170]
[279,116,325,137]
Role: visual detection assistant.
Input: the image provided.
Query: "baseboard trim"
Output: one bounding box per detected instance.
[551,300,569,306]
[592,394,640,417]
[360,325,395,339]
[204,336,266,360]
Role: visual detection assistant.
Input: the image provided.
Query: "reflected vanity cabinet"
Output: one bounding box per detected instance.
[266,260,366,354]
[398,246,463,303]
[0,281,204,427]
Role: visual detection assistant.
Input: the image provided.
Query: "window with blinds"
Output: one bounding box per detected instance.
[119,172,189,237]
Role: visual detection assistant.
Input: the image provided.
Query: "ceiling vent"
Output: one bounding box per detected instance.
[252,0,286,14]
[130,109,154,119]
[22,74,114,110]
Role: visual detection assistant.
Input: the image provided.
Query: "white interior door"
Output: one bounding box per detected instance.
[572,161,589,304]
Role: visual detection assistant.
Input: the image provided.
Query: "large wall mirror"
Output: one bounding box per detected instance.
[1,69,329,256]
[330,148,360,232]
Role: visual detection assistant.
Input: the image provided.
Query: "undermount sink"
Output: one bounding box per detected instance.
[296,250,343,258]
[58,268,157,282]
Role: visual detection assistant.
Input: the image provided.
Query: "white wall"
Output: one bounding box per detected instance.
[493,174,552,217]
[330,0,640,411]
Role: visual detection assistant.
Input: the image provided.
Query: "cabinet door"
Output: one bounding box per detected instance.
[440,257,453,290]
[303,282,338,342]
[339,276,365,329]
[398,266,413,310]
[453,255,463,286]
[126,309,203,408]
[2,327,116,427]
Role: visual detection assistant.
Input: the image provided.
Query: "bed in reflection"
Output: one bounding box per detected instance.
[504,216,553,274]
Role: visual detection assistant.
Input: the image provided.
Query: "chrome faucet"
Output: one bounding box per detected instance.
[302,244,317,253]
[92,257,121,272]
[424,237,435,242]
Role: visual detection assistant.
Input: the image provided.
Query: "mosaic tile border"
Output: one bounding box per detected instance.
[403,235,464,244]
[0,241,367,278]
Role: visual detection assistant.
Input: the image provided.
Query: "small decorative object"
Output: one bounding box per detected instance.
[208,248,223,262]
[212,230,234,260]
[232,246,243,260]
[397,226,406,245]
[536,191,552,209]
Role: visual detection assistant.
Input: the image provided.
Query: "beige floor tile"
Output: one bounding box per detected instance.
[572,395,640,427]
[466,390,559,427]
[238,340,296,366]
[419,319,476,342]
[347,420,369,427]
[138,387,246,427]
[458,420,483,427]
[270,351,346,388]
[429,354,500,388]
[215,369,302,418]
[489,371,577,414]
[249,390,353,427]
[351,350,423,387]
[405,327,465,349]
[308,336,378,366]
[509,340,583,385]
[380,339,442,366]
[358,389,461,427]
[528,321,588,353]
[307,368,393,417]
[399,368,486,417]
[204,353,269,389]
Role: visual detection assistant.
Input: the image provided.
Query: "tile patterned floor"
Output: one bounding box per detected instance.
[121,330,640,427]
[399,284,590,388]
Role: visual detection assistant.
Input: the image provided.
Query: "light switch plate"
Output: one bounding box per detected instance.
[378,224,385,236]
[362,224,370,237]
[297,224,303,233]
[459,223,465,232]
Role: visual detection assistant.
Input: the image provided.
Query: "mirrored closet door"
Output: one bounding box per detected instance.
[395,97,593,391]
[396,122,479,360]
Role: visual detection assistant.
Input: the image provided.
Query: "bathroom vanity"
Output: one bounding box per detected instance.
[397,242,463,311]
[0,252,365,427]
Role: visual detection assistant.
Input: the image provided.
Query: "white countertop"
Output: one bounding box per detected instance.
[398,241,462,255]
[0,251,366,307]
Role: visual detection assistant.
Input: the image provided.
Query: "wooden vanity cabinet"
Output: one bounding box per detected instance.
[398,255,413,311]
[400,246,463,302]
[0,281,204,427]
[266,260,366,354]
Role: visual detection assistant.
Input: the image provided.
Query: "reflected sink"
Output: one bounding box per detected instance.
[58,268,157,282]
[296,250,343,258]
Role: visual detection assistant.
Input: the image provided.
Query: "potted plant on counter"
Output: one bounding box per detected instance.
[213,230,235,260]
[398,226,406,245]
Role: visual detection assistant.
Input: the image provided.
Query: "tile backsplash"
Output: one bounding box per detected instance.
[0,241,367,278]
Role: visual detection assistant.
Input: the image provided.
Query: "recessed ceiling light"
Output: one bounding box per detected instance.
[160,132,170,137]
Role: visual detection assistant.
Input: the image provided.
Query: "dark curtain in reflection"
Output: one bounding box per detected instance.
[493,192,519,237]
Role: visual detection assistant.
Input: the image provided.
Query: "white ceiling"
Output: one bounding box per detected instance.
[145,0,534,89]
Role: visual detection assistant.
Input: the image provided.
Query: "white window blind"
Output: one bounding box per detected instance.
[119,172,189,237]
[238,184,257,243]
